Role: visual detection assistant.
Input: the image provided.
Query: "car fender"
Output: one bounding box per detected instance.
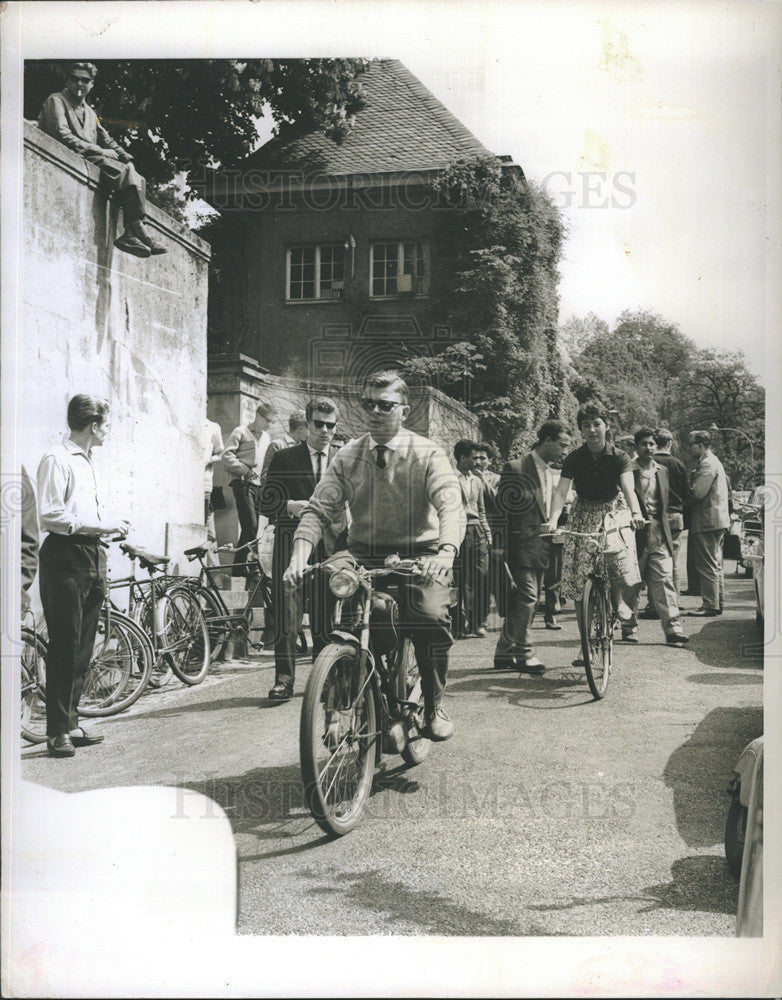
[731,736,763,806]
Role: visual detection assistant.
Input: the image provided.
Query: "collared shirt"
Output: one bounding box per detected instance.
[368,430,404,471]
[222,424,270,480]
[633,459,659,516]
[531,449,554,518]
[560,442,631,503]
[306,442,329,481]
[37,438,103,535]
[295,428,466,556]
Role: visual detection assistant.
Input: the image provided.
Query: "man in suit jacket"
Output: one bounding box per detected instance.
[452,440,492,638]
[686,429,731,616]
[260,397,343,701]
[625,429,689,645]
[493,421,572,674]
[38,62,165,257]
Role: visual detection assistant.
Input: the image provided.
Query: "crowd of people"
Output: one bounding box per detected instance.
[20,372,735,760]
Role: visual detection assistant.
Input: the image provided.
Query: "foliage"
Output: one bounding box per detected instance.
[24,58,368,210]
[399,157,575,459]
[566,309,765,486]
[558,312,609,359]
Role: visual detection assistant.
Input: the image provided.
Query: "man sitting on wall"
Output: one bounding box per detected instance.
[38,62,166,258]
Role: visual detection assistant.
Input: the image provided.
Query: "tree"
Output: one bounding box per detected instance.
[24,59,368,212]
[558,312,609,360]
[673,349,764,487]
[399,157,576,458]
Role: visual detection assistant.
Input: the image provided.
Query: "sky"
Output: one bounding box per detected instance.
[397,2,778,383]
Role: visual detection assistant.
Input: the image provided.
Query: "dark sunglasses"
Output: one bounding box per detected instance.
[312,419,336,429]
[359,397,401,414]
[70,75,93,84]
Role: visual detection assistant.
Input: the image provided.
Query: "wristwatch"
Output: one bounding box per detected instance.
[437,544,458,556]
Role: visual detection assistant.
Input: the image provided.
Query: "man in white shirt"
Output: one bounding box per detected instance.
[36,394,130,757]
[493,421,571,674]
[222,401,275,577]
[203,418,224,564]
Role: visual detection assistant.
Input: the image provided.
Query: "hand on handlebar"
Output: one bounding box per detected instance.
[283,550,310,589]
[417,551,453,585]
[630,513,647,530]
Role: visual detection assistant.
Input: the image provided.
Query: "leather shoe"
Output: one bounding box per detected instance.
[426,704,454,741]
[47,734,75,758]
[544,617,562,630]
[638,607,659,620]
[69,726,104,746]
[268,682,293,702]
[475,626,488,638]
[518,656,545,675]
[666,632,690,645]
[114,233,151,258]
[687,607,720,617]
[493,652,516,670]
[621,628,639,643]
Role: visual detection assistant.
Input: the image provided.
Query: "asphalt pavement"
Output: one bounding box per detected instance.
[21,571,763,937]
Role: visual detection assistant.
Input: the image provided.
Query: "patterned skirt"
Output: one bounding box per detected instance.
[562,494,641,601]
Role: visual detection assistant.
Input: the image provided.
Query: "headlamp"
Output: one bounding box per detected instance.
[329,567,359,599]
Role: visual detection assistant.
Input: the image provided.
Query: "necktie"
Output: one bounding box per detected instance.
[316,452,324,482]
[375,445,387,470]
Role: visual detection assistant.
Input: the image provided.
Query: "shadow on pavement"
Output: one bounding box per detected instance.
[125,694,301,722]
[663,706,763,848]
[297,866,536,936]
[687,671,762,686]
[685,617,764,670]
[446,668,595,709]
[527,855,738,917]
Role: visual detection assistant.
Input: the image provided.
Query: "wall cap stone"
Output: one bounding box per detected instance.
[23,119,211,262]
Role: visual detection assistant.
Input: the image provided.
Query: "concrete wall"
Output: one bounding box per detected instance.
[207,354,479,547]
[214,184,457,375]
[20,121,210,586]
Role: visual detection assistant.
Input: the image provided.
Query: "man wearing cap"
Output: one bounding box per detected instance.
[38,62,166,258]
[222,401,275,577]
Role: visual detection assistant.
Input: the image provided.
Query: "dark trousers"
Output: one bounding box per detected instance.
[230,478,259,576]
[91,156,147,224]
[350,548,454,712]
[452,522,489,634]
[497,562,545,659]
[272,530,332,686]
[543,540,563,617]
[39,534,106,738]
[685,529,701,595]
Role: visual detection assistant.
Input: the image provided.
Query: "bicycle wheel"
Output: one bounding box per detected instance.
[397,637,432,767]
[164,585,211,685]
[194,585,230,662]
[80,608,154,716]
[581,578,612,700]
[21,627,48,743]
[131,593,174,688]
[300,643,377,837]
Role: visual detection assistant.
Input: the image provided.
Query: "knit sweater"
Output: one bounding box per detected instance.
[295,429,466,556]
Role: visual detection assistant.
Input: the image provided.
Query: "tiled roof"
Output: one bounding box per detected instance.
[246,59,496,176]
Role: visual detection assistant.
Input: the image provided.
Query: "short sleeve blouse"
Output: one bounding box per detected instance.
[560,443,631,503]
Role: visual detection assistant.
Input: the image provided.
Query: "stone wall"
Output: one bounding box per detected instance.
[207,354,480,546]
[19,121,210,587]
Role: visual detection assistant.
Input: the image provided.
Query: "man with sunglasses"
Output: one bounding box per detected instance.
[261,398,345,702]
[38,62,166,258]
[284,372,466,740]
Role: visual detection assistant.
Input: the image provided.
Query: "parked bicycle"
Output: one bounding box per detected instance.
[182,539,307,660]
[21,611,47,744]
[299,552,433,838]
[108,542,210,686]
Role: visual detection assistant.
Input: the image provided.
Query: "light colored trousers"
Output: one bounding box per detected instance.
[689,528,726,611]
[629,520,682,633]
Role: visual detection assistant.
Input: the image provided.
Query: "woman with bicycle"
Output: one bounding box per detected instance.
[543,402,645,665]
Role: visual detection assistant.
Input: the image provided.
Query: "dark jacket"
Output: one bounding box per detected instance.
[260,442,343,556]
[633,462,676,557]
[496,454,551,570]
[653,452,687,516]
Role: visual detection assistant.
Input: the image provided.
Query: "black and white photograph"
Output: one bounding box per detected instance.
[1,1,780,995]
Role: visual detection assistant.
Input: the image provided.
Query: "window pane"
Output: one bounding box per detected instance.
[319,245,345,292]
[288,247,316,299]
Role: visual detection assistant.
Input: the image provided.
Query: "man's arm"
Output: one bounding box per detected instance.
[690,457,717,503]
[476,479,492,541]
[36,452,128,537]
[95,118,128,159]
[284,459,347,585]
[222,426,254,480]
[38,94,105,158]
[259,450,290,524]
[427,449,467,552]
[259,439,281,485]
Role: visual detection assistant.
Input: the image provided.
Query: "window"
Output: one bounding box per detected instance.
[286,244,345,301]
[370,241,428,297]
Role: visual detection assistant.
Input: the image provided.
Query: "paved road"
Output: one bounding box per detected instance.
[22,573,763,936]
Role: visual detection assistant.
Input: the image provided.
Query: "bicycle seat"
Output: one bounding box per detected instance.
[120,543,169,569]
[184,544,213,559]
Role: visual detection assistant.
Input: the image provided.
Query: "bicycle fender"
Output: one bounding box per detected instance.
[327,629,361,647]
